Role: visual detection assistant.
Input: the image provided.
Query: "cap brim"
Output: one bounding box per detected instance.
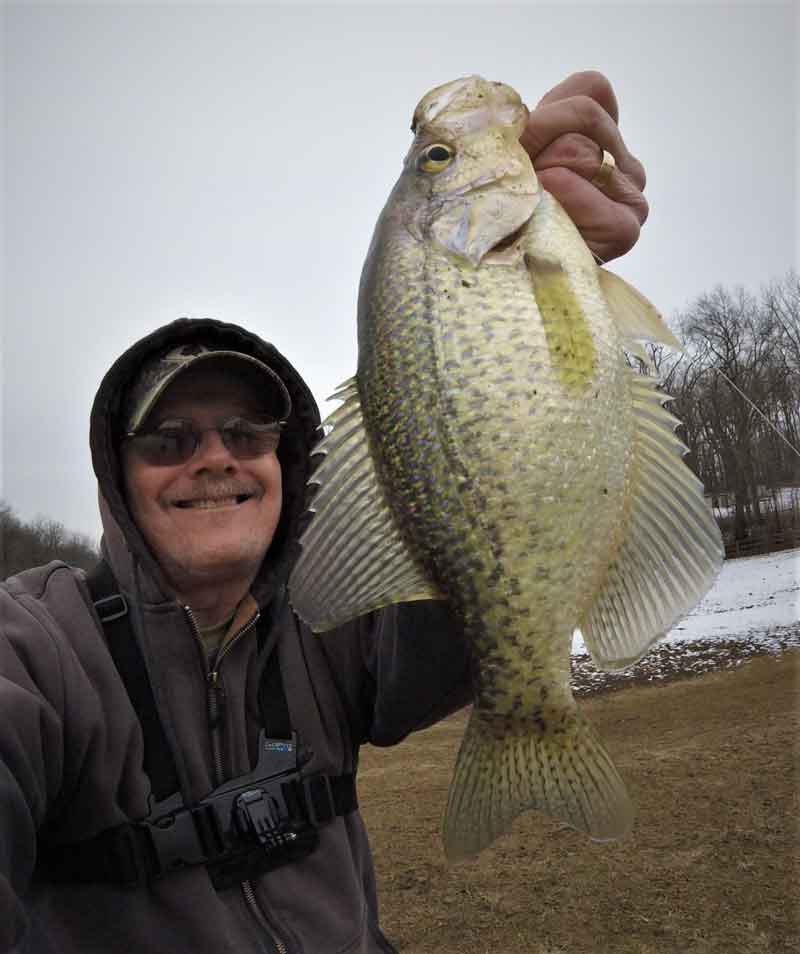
[127,351,293,433]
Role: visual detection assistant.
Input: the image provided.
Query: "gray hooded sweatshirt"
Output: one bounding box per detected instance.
[0,318,471,953]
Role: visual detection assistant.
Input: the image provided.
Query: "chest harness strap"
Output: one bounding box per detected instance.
[38,561,357,890]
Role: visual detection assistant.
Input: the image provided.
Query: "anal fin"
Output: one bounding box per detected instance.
[289,377,443,633]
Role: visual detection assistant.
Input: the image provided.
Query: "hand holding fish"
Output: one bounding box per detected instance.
[520,70,649,263]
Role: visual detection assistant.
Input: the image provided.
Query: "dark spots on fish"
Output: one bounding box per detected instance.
[540,685,549,701]
[519,644,538,662]
[488,564,504,585]
[552,719,568,736]
[529,706,548,733]
[602,487,608,495]
[461,279,471,287]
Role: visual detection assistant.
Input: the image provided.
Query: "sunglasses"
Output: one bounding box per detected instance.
[124,415,284,467]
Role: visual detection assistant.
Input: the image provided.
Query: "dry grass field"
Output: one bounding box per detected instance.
[360,651,799,954]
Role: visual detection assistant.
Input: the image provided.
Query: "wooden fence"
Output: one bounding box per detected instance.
[724,526,800,560]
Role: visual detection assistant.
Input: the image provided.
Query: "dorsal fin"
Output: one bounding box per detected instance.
[598,267,684,353]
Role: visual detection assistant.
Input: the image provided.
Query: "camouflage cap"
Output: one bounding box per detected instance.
[123,341,293,433]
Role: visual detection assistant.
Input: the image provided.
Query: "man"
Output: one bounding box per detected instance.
[0,72,648,953]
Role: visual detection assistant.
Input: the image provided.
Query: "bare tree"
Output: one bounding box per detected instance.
[1,501,98,579]
[657,276,800,541]
[763,272,800,461]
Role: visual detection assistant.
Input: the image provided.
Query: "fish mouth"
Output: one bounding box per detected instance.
[173,493,254,510]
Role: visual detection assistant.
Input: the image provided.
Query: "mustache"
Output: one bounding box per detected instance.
[166,482,262,505]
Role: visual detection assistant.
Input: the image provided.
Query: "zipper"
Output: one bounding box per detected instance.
[242,879,289,954]
[207,668,226,783]
[184,606,291,954]
[184,606,260,785]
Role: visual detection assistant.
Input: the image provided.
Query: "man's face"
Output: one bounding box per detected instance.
[122,362,283,594]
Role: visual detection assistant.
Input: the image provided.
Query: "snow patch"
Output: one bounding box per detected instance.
[571,549,799,694]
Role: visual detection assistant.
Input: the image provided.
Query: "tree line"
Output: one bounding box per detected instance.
[648,271,800,541]
[1,501,99,579]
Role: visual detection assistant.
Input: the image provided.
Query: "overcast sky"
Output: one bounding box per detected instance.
[3,1,797,544]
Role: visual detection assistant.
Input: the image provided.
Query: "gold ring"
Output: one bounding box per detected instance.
[591,148,616,189]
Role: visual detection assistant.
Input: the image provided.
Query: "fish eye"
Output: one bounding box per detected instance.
[417,143,455,173]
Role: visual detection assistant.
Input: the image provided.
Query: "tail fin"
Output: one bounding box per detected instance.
[443,707,633,860]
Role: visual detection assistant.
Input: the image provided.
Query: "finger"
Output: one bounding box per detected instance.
[521,96,645,189]
[539,161,649,234]
[537,167,644,262]
[533,133,609,182]
[539,167,642,262]
[536,70,618,123]
[533,134,648,218]
[520,96,646,191]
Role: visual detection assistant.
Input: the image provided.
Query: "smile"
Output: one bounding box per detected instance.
[174,494,252,510]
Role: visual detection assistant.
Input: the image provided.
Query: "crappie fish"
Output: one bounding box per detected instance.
[289,76,723,859]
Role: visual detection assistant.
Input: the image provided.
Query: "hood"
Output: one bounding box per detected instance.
[90,317,321,608]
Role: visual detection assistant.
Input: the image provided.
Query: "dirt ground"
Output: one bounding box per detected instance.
[359,651,799,954]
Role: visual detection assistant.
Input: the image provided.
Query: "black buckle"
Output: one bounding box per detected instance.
[93,593,128,623]
[146,804,224,876]
[303,775,335,826]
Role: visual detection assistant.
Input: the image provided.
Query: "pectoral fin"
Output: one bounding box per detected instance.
[288,378,443,633]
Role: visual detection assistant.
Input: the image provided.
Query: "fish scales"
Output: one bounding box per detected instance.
[360,209,631,715]
[290,75,723,860]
